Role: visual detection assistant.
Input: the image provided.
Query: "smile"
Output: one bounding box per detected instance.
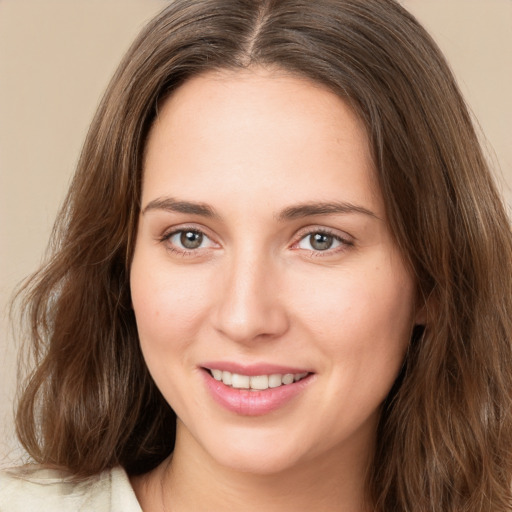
[202,364,314,415]
[208,369,309,391]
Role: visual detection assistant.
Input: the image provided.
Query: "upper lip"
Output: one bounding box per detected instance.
[201,361,313,376]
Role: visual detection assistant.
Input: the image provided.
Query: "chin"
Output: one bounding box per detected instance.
[190,424,310,476]
[213,446,304,476]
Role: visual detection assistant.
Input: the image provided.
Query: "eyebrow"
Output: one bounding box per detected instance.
[141,197,378,221]
[276,201,379,221]
[142,197,219,218]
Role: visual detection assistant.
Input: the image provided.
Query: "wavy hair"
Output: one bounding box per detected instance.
[14,0,512,510]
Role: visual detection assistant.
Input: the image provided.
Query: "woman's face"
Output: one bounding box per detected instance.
[131,68,419,475]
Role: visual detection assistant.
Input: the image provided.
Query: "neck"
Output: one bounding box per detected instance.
[132,424,373,512]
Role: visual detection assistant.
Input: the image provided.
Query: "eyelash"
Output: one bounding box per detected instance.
[292,228,353,256]
[159,226,215,257]
[159,226,353,257]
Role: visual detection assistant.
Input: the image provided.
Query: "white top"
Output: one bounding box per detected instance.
[0,465,142,511]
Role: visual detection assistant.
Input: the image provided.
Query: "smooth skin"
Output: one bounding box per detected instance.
[130,67,420,511]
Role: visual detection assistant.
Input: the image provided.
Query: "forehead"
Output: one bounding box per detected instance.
[142,67,382,217]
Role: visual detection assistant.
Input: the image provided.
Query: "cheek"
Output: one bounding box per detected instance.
[290,261,415,361]
[130,256,215,414]
[130,254,212,359]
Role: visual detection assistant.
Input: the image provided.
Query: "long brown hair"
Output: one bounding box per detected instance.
[14,0,512,510]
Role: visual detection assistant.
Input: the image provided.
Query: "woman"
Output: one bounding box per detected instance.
[2,0,511,510]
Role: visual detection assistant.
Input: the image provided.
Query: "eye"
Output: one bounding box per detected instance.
[163,228,217,252]
[174,230,204,249]
[296,230,350,252]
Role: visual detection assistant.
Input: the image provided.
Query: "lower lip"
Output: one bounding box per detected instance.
[202,370,313,416]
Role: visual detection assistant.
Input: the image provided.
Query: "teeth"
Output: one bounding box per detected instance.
[282,373,294,385]
[231,373,250,389]
[268,374,282,388]
[222,370,232,385]
[250,375,268,390]
[209,369,308,390]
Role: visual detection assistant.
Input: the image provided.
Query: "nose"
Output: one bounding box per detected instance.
[211,249,290,344]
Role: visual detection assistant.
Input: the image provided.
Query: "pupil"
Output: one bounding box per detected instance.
[311,233,333,251]
[180,231,202,249]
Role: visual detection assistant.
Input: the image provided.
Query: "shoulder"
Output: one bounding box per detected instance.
[0,464,142,512]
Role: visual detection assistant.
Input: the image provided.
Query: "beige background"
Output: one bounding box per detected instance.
[1,0,511,464]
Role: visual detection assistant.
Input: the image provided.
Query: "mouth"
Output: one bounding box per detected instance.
[205,368,310,391]
[200,362,315,415]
